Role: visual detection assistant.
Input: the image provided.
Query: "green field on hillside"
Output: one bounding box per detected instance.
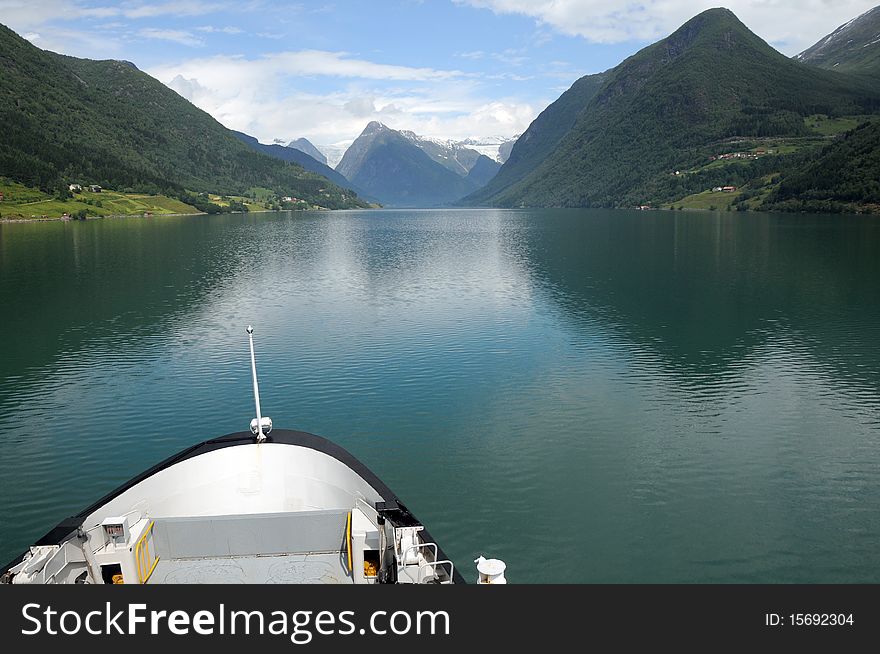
[804,114,871,136]
[205,194,260,211]
[672,189,740,210]
[0,179,201,219]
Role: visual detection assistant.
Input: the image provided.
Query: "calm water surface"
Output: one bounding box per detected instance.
[1,209,879,582]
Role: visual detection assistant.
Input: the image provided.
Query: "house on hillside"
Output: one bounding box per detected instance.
[69,184,82,193]
[88,185,102,193]
[721,186,737,192]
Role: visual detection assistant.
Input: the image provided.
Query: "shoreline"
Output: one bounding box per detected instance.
[0,208,325,224]
[3,206,875,224]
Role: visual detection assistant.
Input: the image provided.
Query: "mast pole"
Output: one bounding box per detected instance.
[246,325,266,442]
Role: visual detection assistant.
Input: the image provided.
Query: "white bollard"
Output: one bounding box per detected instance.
[475,556,507,584]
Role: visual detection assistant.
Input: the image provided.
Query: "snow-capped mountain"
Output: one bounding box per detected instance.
[312,141,352,170]
[457,135,520,164]
[297,128,519,173]
[397,131,482,176]
[336,121,478,207]
[795,5,880,75]
[397,132,520,173]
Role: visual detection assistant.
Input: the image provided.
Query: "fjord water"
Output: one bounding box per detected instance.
[1,209,879,582]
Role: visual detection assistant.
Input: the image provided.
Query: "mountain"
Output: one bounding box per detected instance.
[465,8,880,209]
[287,137,327,165]
[465,155,502,187]
[396,133,519,172]
[399,131,482,175]
[231,130,359,194]
[497,138,517,163]
[465,72,607,205]
[796,6,880,76]
[324,133,517,176]
[322,141,353,169]
[457,135,519,163]
[337,122,476,207]
[760,120,880,212]
[0,23,366,209]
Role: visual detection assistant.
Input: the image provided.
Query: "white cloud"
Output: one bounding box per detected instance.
[0,0,73,29]
[455,0,880,54]
[139,28,204,47]
[196,25,243,34]
[343,96,378,116]
[3,4,124,59]
[148,52,538,144]
[77,5,122,18]
[149,50,466,85]
[167,74,206,99]
[0,0,224,53]
[457,48,529,66]
[81,1,223,19]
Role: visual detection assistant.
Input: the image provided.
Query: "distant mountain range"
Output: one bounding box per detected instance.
[231,131,355,192]
[336,122,499,207]
[399,131,482,176]
[796,6,880,76]
[465,7,880,212]
[254,125,506,207]
[0,23,367,209]
[282,134,518,172]
[3,4,878,216]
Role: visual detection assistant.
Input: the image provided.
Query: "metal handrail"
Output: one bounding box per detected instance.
[135,521,159,584]
[417,560,454,584]
[416,559,455,584]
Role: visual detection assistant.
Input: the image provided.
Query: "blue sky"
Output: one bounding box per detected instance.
[4,1,878,147]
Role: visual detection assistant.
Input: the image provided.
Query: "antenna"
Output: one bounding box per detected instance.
[246,325,272,442]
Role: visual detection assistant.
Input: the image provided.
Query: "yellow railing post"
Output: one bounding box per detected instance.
[134,521,159,584]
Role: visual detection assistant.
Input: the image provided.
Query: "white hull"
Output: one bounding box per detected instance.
[2,430,461,585]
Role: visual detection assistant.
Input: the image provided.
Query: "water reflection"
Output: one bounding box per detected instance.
[513,210,880,382]
[1,209,878,581]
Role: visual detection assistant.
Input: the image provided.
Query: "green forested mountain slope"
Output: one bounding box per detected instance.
[796,6,880,76]
[0,24,366,209]
[465,71,607,204]
[761,121,880,212]
[468,8,880,209]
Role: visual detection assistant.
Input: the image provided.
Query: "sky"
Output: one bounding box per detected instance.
[3,0,878,147]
